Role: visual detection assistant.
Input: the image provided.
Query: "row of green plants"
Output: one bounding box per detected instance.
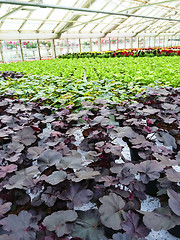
[0,56,179,87]
[59,46,180,58]
[0,71,153,109]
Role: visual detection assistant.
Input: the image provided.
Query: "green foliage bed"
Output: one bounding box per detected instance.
[0,56,179,108]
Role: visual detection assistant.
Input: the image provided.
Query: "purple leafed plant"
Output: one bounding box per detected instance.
[0,86,179,239]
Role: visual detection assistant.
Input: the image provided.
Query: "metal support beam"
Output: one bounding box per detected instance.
[19,39,24,61]
[99,38,102,52]
[37,39,41,60]
[56,0,96,37]
[90,38,92,52]
[79,38,81,53]
[137,37,140,48]
[109,37,111,50]
[52,39,56,58]
[0,5,22,20]
[67,38,69,53]
[0,41,4,62]
[1,1,180,23]
[114,0,180,12]
[37,0,62,31]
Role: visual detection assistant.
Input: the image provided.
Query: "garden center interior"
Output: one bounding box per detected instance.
[0,0,180,61]
[0,1,180,240]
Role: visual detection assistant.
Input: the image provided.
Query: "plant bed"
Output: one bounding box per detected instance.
[0,86,179,239]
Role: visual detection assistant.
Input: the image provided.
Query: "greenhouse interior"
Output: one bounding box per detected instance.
[0,1,180,240]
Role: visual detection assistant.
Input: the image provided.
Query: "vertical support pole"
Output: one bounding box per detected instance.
[124,37,126,49]
[52,39,57,58]
[37,39,41,60]
[137,37,140,48]
[99,38,102,52]
[0,41,4,63]
[109,37,111,50]
[79,38,81,53]
[90,38,92,51]
[19,39,24,61]
[116,38,118,50]
[66,38,69,53]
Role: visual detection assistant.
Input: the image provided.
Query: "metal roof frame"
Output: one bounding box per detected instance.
[0,0,179,40]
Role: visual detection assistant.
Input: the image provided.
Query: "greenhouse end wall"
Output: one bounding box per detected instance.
[1,35,180,62]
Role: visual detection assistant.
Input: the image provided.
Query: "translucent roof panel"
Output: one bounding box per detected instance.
[0,0,179,39]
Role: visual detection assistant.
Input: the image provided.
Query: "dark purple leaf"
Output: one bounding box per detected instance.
[90,116,110,126]
[59,182,93,208]
[73,170,100,182]
[166,168,180,182]
[136,160,164,184]
[99,193,125,230]
[121,211,150,238]
[0,164,17,178]
[37,149,62,171]
[0,150,6,163]
[0,210,39,240]
[159,116,176,124]
[110,163,137,185]
[112,232,131,240]
[14,126,36,146]
[153,153,177,166]
[167,189,180,216]
[156,132,177,149]
[41,186,61,207]
[175,151,180,164]
[6,141,24,154]
[0,199,12,218]
[56,150,82,170]
[45,171,67,185]
[161,103,177,110]
[142,207,180,231]
[130,135,147,146]
[26,146,45,159]
[14,191,30,205]
[5,166,39,190]
[113,126,137,139]
[72,210,106,240]
[67,110,93,122]
[0,128,13,138]
[99,175,117,187]
[142,107,159,115]
[43,210,78,237]
[6,153,23,163]
[54,142,71,156]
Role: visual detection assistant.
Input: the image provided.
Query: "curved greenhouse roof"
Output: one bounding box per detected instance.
[0,0,180,40]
